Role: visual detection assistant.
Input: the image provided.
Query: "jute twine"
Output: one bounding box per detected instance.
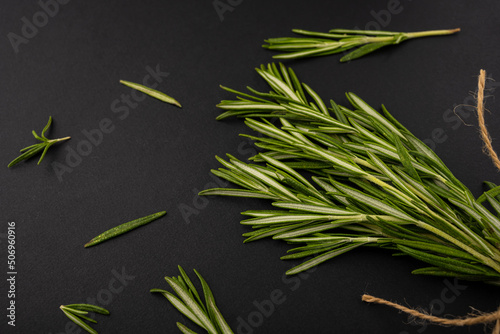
[361,69,500,332]
[362,294,500,333]
[477,69,500,171]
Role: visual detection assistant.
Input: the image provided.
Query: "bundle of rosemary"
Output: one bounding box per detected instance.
[200,63,500,283]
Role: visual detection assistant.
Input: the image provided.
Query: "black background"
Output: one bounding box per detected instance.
[1,0,500,333]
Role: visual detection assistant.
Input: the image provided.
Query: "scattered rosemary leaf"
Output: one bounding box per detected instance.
[120,80,182,108]
[84,211,166,248]
[60,304,109,334]
[8,116,70,168]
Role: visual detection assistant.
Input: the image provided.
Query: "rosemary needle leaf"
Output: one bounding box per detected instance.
[8,116,70,168]
[65,304,110,315]
[177,322,199,334]
[61,306,89,316]
[120,80,182,108]
[84,211,166,248]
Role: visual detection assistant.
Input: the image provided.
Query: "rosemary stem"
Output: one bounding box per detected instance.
[406,28,461,39]
[50,136,71,143]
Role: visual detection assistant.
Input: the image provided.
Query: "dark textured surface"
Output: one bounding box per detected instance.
[1,1,500,333]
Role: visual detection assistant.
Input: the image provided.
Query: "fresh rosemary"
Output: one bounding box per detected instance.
[201,63,500,283]
[84,211,166,248]
[120,80,182,108]
[263,28,460,62]
[59,303,109,334]
[8,116,70,168]
[151,266,233,334]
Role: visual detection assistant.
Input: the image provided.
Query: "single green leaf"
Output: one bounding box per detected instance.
[84,211,166,248]
[120,80,182,108]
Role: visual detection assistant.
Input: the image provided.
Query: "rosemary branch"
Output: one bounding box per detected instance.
[263,28,460,62]
[201,63,500,283]
[151,266,233,334]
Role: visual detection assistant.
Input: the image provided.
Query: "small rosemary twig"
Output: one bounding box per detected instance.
[8,116,70,168]
[59,303,109,334]
[151,266,234,334]
[263,28,460,62]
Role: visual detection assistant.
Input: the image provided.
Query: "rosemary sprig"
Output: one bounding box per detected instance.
[263,28,460,61]
[84,211,166,248]
[8,116,70,167]
[59,303,109,334]
[151,266,234,334]
[120,80,182,108]
[201,63,500,283]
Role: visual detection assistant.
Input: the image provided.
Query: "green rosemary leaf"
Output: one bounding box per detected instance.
[178,266,207,315]
[273,219,356,239]
[8,145,45,168]
[8,116,70,168]
[177,323,198,334]
[119,80,182,108]
[41,116,52,138]
[193,270,234,334]
[84,211,166,248]
[286,243,366,275]
[72,313,98,324]
[411,267,489,281]
[165,277,217,333]
[340,41,393,62]
[392,240,478,261]
[199,188,278,200]
[243,222,311,243]
[281,243,345,260]
[347,93,403,138]
[485,194,500,216]
[156,290,205,329]
[329,28,400,36]
[477,185,500,203]
[65,304,110,315]
[61,306,89,316]
[240,213,343,226]
[272,202,353,215]
[38,142,54,165]
[32,130,44,141]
